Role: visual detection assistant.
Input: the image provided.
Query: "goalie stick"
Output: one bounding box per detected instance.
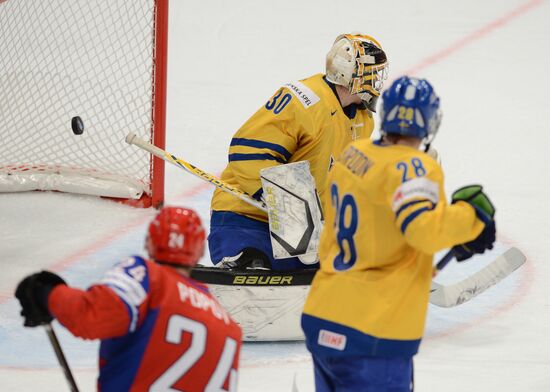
[430,247,526,307]
[125,133,267,212]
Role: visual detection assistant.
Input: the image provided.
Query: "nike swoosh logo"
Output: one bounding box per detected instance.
[331,110,337,116]
[430,289,437,292]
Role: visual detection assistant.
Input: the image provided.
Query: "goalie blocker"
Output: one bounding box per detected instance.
[209,161,323,271]
[260,161,323,263]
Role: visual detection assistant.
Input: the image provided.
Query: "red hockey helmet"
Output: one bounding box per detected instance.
[146,206,206,267]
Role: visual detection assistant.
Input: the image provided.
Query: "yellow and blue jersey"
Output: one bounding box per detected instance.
[302,139,485,357]
[211,73,375,222]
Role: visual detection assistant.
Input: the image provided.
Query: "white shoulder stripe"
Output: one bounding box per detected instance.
[106,284,139,333]
[392,177,439,212]
[284,81,320,108]
[101,270,147,306]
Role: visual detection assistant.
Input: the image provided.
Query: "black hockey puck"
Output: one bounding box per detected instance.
[71,116,84,135]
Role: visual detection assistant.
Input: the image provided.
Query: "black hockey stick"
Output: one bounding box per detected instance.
[434,249,455,273]
[192,265,317,286]
[44,323,79,392]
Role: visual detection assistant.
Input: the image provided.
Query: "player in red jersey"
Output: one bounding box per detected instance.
[15,206,242,392]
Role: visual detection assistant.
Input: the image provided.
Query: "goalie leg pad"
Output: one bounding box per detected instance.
[191,266,317,341]
[208,211,314,271]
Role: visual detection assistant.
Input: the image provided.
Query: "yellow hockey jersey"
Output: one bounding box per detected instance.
[302,139,485,357]
[211,73,375,222]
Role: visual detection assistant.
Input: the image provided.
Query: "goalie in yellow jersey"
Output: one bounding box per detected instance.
[209,34,389,271]
[301,76,496,391]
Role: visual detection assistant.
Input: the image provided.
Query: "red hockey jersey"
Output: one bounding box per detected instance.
[49,256,242,392]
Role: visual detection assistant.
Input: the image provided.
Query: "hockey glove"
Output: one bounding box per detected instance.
[451,185,496,262]
[14,271,66,327]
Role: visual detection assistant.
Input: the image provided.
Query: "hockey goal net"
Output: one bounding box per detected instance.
[0,0,168,208]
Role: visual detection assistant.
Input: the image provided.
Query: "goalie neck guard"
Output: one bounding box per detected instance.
[326,33,389,112]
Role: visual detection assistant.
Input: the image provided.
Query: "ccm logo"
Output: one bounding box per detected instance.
[318,329,347,351]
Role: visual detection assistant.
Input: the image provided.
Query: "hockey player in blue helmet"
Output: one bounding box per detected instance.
[302,76,496,391]
[379,75,441,151]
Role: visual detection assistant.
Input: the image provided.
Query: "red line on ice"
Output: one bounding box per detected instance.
[399,0,543,77]
[0,182,211,305]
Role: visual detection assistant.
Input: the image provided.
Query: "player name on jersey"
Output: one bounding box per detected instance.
[177,281,231,325]
[339,145,373,177]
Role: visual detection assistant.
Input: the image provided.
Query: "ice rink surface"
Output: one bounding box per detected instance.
[1,0,549,390]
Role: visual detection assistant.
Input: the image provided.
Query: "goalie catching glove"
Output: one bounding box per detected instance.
[451,185,496,261]
[15,271,66,327]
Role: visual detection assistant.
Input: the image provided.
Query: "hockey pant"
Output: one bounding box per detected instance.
[208,211,316,271]
[312,354,413,392]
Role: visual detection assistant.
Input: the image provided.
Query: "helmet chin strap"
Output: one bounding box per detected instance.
[423,142,431,153]
[422,132,436,152]
[358,91,379,112]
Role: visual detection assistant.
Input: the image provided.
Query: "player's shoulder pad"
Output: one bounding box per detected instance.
[417,150,443,180]
[97,256,151,333]
[283,81,320,109]
[390,151,442,213]
[394,149,442,178]
[100,256,151,303]
[111,255,149,273]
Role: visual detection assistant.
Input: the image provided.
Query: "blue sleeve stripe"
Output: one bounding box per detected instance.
[395,199,433,219]
[228,153,286,163]
[400,206,434,234]
[230,138,292,160]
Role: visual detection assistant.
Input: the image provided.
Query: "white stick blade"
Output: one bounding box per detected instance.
[430,247,526,307]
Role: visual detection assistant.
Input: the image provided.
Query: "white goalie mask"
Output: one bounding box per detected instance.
[326,34,389,112]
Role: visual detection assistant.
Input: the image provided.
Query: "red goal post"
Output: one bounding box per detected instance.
[0,0,168,208]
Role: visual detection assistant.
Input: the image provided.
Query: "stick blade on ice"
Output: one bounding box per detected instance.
[430,247,526,308]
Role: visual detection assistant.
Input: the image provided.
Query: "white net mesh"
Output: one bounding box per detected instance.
[0,0,164,200]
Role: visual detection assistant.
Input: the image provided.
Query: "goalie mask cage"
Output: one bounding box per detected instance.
[0,0,168,208]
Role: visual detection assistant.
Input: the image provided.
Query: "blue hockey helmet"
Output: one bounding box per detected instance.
[380,76,442,140]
